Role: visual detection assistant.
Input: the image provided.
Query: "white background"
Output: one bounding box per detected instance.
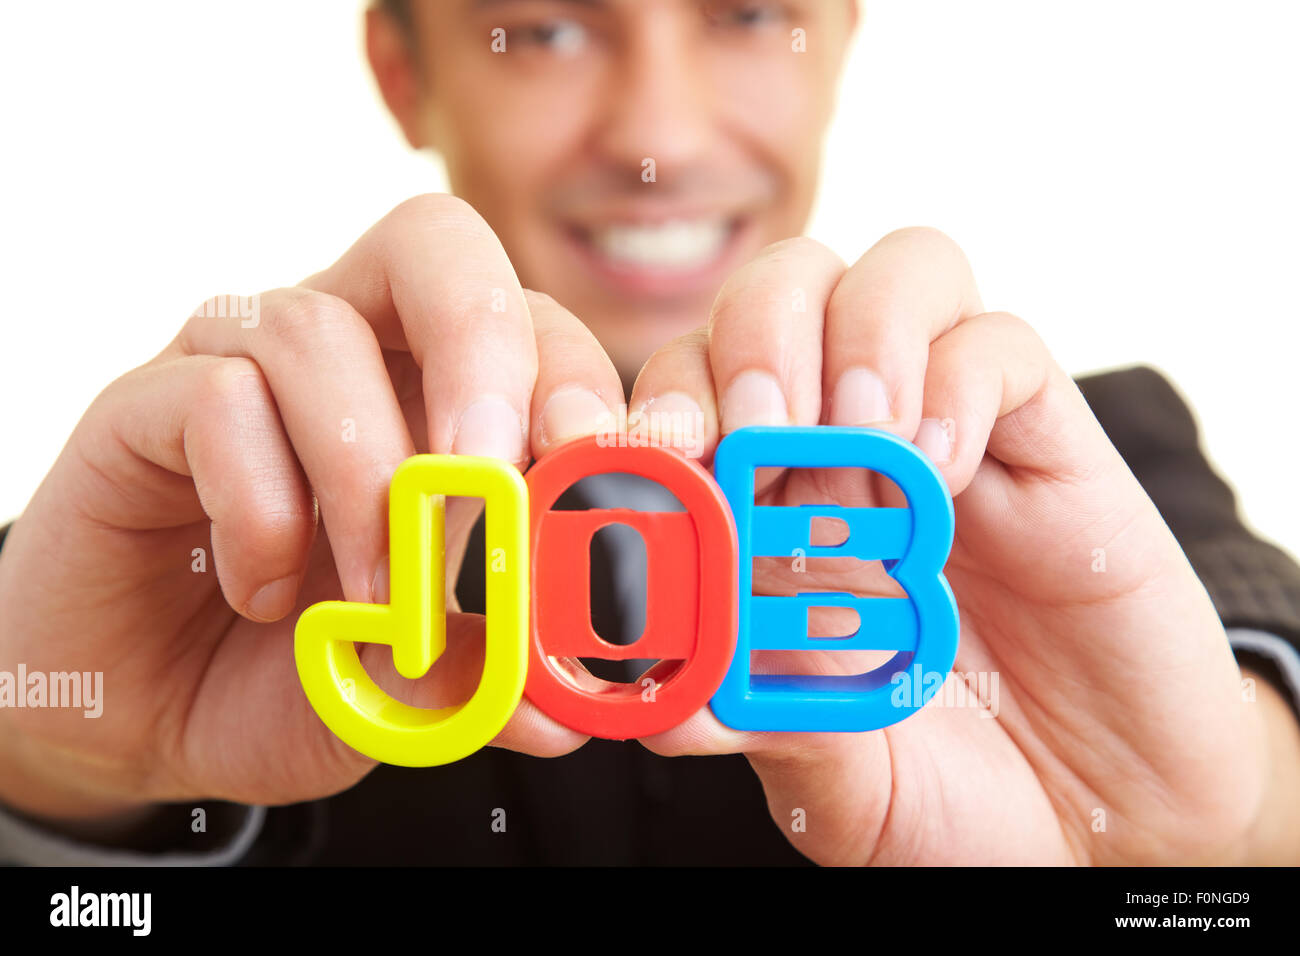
[1,1,1296,555]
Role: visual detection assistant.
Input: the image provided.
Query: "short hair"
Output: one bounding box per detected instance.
[378,0,414,36]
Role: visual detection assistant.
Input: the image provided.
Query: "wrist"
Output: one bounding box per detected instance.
[1236,667,1300,864]
[0,712,160,837]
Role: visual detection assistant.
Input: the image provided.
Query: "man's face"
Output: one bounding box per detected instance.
[385,0,855,378]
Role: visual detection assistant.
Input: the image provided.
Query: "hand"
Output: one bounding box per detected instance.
[630,228,1298,864]
[0,195,619,826]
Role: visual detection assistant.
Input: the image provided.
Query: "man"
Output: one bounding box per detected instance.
[1,0,1298,865]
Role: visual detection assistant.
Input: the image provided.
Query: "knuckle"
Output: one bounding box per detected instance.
[186,359,275,447]
[176,293,252,352]
[747,236,845,279]
[760,235,836,263]
[231,500,313,561]
[885,224,959,251]
[262,287,363,353]
[882,225,973,271]
[983,310,1045,348]
[213,472,313,561]
[711,238,843,325]
[196,355,266,408]
[391,192,493,241]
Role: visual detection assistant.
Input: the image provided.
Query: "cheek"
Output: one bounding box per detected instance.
[707,52,835,220]
[433,71,598,226]
[438,107,545,217]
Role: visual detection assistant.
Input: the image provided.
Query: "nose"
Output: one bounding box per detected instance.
[591,12,714,180]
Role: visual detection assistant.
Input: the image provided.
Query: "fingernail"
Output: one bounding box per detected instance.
[371,556,390,605]
[539,387,611,446]
[914,417,953,465]
[628,391,707,454]
[453,396,525,461]
[830,367,892,426]
[246,575,298,622]
[720,370,788,433]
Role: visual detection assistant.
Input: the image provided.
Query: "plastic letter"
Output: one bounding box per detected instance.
[525,437,738,739]
[294,455,529,766]
[710,426,959,732]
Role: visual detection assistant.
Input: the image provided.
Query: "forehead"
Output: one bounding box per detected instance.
[445,0,789,16]
[464,0,662,8]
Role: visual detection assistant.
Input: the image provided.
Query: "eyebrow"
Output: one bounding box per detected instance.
[470,0,609,9]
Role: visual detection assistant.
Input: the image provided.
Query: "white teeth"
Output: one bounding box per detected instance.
[590,219,729,269]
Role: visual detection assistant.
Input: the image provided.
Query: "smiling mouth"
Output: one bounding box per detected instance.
[566,216,748,297]
[581,218,736,269]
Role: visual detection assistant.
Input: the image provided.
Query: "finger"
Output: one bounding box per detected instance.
[822,227,984,444]
[88,354,317,622]
[302,194,537,465]
[626,328,719,462]
[355,614,590,759]
[710,237,844,435]
[637,703,772,758]
[177,287,415,605]
[914,311,1068,494]
[440,290,625,601]
[635,640,890,759]
[703,238,844,494]
[918,311,1167,614]
[524,290,625,458]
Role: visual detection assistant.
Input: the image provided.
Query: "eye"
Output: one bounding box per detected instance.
[705,1,787,30]
[515,18,588,55]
